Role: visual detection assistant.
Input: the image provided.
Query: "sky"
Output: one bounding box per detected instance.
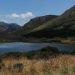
[0,0,75,26]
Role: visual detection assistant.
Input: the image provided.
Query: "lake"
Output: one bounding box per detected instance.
[0,42,75,54]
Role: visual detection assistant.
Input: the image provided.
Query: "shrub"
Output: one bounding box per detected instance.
[0,63,5,71]
[12,63,23,72]
[26,46,59,59]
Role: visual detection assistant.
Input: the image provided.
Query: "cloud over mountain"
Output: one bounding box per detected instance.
[0,12,35,25]
[10,12,34,19]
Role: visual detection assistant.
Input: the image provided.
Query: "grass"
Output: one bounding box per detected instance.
[0,54,75,75]
[0,46,75,75]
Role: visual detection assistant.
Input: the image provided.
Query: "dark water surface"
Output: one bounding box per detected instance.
[0,42,75,54]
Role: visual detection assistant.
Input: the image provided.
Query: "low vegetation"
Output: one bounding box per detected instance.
[1,46,59,59]
[0,46,74,75]
[0,55,75,75]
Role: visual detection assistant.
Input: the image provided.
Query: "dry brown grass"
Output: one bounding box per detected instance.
[0,55,75,75]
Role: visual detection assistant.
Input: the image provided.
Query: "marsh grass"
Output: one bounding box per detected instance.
[0,55,74,75]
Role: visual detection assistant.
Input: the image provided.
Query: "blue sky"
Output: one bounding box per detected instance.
[0,0,75,25]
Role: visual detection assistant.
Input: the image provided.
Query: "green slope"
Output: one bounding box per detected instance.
[24,5,75,37]
[16,15,58,35]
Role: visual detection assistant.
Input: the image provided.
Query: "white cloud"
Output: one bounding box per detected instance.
[9,12,34,19]
[11,13,19,18]
[0,12,35,25]
[20,12,33,18]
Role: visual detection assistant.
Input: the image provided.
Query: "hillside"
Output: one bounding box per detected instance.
[23,15,58,30]
[17,15,58,35]
[23,5,75,37]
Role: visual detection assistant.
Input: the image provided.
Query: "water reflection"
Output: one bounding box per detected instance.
[0,42,75,54]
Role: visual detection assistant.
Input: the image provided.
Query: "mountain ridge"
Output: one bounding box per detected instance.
[0,22,21,33]
[22,5,75,37]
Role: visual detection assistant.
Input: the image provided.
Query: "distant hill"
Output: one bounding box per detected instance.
[0,22,20,34]
[22,5,75,37]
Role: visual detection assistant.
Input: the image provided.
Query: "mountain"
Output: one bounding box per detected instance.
[23,15,58,30]
[17,15,58,35]
[23,5,75,37]
[0,22,20,34]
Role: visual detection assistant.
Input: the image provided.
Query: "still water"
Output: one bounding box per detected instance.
[0,42,75,54]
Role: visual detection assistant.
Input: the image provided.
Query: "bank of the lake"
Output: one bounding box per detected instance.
[0,42,75,54]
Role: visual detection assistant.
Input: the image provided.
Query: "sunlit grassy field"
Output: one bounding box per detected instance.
[0,54,75,75]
